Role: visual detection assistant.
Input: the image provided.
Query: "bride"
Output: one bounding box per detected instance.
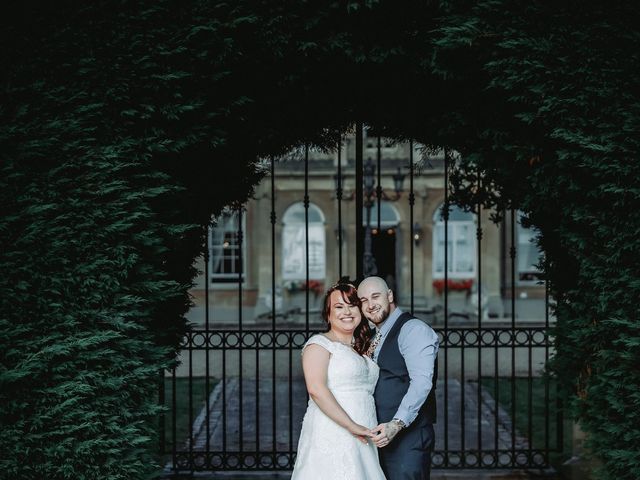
[291,282,387,480]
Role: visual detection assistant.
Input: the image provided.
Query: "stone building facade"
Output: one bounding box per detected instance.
[188,132,546,326]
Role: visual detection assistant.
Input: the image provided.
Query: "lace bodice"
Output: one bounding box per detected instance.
[307,334,379,397]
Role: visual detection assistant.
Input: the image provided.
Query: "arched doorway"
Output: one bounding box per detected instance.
[362,200,401,294]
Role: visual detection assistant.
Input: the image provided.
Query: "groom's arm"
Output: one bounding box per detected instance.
[394,319,439,426]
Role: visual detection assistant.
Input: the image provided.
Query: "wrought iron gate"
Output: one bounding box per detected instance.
[159,125,564,474]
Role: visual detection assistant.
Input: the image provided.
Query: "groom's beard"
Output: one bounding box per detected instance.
[367,305,390,325]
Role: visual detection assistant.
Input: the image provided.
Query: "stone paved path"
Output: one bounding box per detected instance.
[187,377,529,454]
[163,378,553,478]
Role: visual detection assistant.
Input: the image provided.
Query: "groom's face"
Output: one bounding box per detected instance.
[358,282,393,326]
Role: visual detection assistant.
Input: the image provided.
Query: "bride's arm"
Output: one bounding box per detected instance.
[302,344,372,443]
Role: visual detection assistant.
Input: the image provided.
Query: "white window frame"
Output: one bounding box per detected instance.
[432,205,477,279]
[209,209,246,284]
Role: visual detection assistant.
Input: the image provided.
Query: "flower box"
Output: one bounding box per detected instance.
[432,278,473,296]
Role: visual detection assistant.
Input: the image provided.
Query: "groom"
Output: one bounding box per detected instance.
[358,276,439,480]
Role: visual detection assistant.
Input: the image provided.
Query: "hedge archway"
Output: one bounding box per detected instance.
[2,2,639,479]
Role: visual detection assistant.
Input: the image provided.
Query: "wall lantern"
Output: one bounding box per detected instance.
[412,223,423,246]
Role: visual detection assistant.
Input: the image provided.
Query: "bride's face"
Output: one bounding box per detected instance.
[327,290,362,334]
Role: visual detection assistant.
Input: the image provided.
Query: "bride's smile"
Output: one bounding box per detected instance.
[329,292,362,337]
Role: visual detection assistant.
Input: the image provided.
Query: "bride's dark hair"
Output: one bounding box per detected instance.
[321,281,372,356]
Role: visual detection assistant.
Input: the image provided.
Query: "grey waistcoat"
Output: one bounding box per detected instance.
[373,312,438,425]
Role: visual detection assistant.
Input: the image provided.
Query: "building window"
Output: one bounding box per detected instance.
[432,204,476,279]
[364,127,399,153]
[209,209,245,283]
[517,211,543,283]
[282,202,326,280]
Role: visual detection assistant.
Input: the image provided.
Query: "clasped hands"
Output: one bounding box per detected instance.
[349,420,403,448]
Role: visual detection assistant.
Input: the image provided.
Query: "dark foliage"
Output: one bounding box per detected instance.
[0,3,266,479]
[433,3,640,478]
[1,1,638,478]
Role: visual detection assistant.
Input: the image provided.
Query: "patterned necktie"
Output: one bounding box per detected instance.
[367,330,382,359]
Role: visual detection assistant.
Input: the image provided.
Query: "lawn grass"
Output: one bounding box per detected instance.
[480,376,573,467]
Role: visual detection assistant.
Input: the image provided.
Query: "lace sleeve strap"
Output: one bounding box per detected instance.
[302,334,335,356]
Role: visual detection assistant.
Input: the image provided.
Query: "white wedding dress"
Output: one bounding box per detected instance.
[291,334,387,480]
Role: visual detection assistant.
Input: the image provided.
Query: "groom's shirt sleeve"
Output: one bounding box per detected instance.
[394,319,439,426]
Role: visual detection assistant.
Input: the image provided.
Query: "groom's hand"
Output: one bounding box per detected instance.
[348,422,375,445]
[371,419,404,448]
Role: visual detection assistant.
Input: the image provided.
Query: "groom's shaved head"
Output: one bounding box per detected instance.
[358,276,395,326]
[358,276,389,293]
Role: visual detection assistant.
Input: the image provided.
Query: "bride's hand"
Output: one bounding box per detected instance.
[348,423,374,444]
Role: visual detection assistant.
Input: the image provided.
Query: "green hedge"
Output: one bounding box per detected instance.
[433,2,640,478]
[0,157,191,479]
[0,4,265,479]
[1,1,638,479]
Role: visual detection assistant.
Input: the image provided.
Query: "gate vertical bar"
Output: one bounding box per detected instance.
[544,259,550,459]
[510,209,517,460]
[409,141,415,312]
[251,180,260,458]
[159,369,165,455]
[495,211,505,460]
[459,170,466,464]
[171,366,177,473]
[528,316,533,460]
[255,297,260,455]
[304,144,310,331]
[205,224,211,456]
[355,123,364,280]
[443,148,450,465]
[500,206,508,465]
[288,333,293,456]
[476,169,483,458]
[188,328,194,470]
[337,139,343,278]
[556,284,564,455]
[222,329,227,455]
[494,320,499,463]
[376,136,382,233]
[270,158,277,459]
[238,207,244,458]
